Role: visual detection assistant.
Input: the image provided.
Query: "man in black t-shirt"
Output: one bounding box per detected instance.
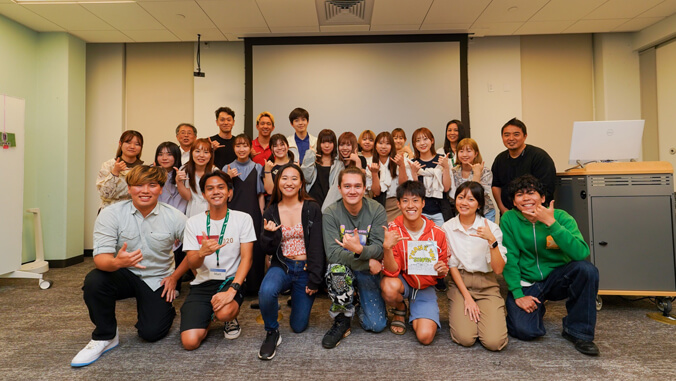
[210,107,237,170]
[491,118,556,214]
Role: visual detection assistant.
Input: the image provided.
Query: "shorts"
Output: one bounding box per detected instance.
[400,274,441,328]
[180,279,243,332]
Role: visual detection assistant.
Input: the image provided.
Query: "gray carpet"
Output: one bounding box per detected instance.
[1,258,674,380]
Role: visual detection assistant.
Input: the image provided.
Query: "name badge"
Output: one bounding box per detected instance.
[209,268,227,280]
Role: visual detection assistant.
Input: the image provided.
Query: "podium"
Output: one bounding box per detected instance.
[556,162,676,313]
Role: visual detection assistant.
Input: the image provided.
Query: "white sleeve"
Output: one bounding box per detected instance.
[182,217,201,251]
[239,214,257,243]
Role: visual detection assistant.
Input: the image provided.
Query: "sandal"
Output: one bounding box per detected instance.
[389,304,408,335]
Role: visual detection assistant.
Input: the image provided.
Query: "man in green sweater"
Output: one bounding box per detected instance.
[500,174,600,356]
[321,167,388,349]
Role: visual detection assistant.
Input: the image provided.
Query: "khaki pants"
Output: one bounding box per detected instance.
[385,197,402,223]
[447,270,508,351]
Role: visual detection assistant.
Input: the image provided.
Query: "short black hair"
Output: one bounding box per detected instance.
[199,170,233,194]
[454,181,485,217]
[396,180,426,201]
[507,174,545,202]
[215,107,235,120]
[501,117,527,134]
[289,107,309,123]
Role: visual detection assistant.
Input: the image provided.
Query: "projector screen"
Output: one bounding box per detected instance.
[246,35,467,145]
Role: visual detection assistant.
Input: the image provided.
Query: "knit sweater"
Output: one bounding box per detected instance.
[500,208,589,299]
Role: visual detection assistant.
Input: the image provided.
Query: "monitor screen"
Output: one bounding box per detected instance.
[568,120,645,164]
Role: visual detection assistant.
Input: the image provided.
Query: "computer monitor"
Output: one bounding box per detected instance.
[568,120,645,165]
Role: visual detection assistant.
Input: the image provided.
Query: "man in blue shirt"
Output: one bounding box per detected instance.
[71,165,188,367]
[286,107,317,163]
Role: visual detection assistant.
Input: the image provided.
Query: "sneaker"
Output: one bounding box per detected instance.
[322,314,351,349]
[71,331,119,367]
[562,331,600,356]
[223,318,241,340]
[258,330,282,360]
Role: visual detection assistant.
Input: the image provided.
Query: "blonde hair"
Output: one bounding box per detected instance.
[256,111,275,126]
[456,138,483,164]
[126,165,167,187]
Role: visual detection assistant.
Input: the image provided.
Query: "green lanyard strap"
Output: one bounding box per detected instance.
[206,209,230,267]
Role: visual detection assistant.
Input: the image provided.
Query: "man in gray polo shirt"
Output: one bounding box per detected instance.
[71,165,188,367]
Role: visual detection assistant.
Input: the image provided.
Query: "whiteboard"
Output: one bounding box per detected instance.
[0,95,25,275]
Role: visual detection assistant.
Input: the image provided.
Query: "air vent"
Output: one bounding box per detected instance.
[590,174,673,187]
[317,0,373,26]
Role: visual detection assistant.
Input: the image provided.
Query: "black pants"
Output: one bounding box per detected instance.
[82,268,176,342]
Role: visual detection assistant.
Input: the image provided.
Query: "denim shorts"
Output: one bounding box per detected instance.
[400,275,440,328]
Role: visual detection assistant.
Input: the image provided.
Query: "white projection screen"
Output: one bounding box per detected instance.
[246,36,468,142]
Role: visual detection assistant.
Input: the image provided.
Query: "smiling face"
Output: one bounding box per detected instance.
[217,111,234,135]
[360,135,374,153]
[272,140,288,159]
[192,144,212,167]
[278,166,302,199]
[339,141,354,159]
[513,189,545,215]
[339,173,365,207]
[292,117,308,135]
[176,125,195,150]
[320,140,335,157]
[457,145,477,165]
[446,123,459,144]
[502,125,527,153]
[203,176,231,208]
[375,138,392,158]
[393,134,406,150]
[128,181,162,211]
[156,148,175,169]
[120,137,142,161]
[455,188,479,218]
[256,116,274,138]
[397,193,424,224]
[234,141,251,161]
[414,134,433,156]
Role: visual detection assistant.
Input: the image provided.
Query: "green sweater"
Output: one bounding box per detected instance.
[322,197,387,272]
[500,208,590,299]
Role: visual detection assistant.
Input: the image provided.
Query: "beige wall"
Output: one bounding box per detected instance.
[656,39,676,178]
[126,43,194,161]
[521,34,594,171]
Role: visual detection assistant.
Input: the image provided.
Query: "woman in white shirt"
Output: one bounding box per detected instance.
[177,138,218,217]
[442,181,508,351]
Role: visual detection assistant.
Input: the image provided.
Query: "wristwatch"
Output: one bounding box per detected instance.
[230,282,241,291]
[489,240,498,249]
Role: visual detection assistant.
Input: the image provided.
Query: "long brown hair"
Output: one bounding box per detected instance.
[184,138,215,193]
[268,163,315,206]
[374,131,397,178]
[411,127,435,159]
[316,129,337,166]
[116,130,144,161]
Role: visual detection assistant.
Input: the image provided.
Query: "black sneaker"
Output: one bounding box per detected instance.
[562,331,600,356]
[322,314,351,349]
[258,330,282,360]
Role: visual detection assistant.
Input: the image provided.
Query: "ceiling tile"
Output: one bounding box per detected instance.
[423,0,490,25]
[0,4,64,31]
[124,29,181,42]
[69,30,133,43]
[256,0,318,28]
[474,0,549,23]
[419,23,471,32]
[515,20,576,35]
[470,21,523,36]
[21,4,114,31]
[138,1,216,31]
[173,27,225,41]
[371,0,432,25]
[613,16,666,31]
[639,0,676,18]
[197,0,268,33]
[530,0,607,21]
[564,18,628,33]
[81,3,164,30]
[267,25,319,34]
[583,0,663,19]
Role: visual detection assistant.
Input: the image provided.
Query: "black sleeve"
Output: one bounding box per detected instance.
[305,201,326,291]
[260,206,281,254]
[531,148,557,202]
[360,156,367,169]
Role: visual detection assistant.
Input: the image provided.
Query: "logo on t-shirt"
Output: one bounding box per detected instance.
[339,224,371,246]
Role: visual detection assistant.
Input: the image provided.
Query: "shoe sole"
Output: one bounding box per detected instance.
[258,335,282,360]
[224,329,241,340]
[322,328,351,349]
[70,342,119,367]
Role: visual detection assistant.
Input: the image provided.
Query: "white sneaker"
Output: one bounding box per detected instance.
[71,331,119,367]
[223,318,241,339]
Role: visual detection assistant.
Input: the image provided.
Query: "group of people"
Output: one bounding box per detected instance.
[71,107,600,367]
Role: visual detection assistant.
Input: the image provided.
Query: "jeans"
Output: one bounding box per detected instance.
[326,264,387,332]
[422,212,445,227]
[484,208,496,223]
[259,259,315,333]
[505,261,599,341]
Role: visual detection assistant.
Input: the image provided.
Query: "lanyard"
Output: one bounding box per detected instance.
[206,209,230,267]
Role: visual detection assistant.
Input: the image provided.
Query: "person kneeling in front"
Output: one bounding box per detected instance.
[381,181,449,345]
[179,170,256,350]
[500,174,600,356]
[72,165,188,367]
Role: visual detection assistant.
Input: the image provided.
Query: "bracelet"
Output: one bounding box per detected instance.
[264,171,271,174]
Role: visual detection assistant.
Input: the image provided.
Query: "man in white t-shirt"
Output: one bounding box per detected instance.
[179,170,256,350]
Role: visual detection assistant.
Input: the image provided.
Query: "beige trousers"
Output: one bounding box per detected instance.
[447,270,508,351]
[385,197,401,223]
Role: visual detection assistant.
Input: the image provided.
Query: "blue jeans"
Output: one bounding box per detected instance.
[353,269,388,332]
[259,259,316,333]
[422,212,445,227]
[506,261,599,341]
[484,208,496,223]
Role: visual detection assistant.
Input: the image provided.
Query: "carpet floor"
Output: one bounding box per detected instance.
[1,258,674,380]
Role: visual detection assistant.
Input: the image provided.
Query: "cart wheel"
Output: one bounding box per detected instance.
[595,295,602,311]
[656,297,672,315]
[39,279,52,290]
